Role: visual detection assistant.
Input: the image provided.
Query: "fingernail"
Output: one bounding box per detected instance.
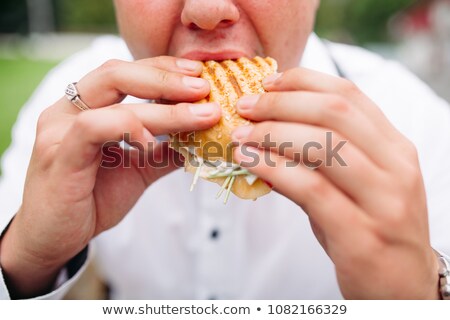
[183,76,208,89]
[190,103,217,117]
[263,72,282,86]
[232,126,253,141]
[176,59,202,72]
[237,95,260,111]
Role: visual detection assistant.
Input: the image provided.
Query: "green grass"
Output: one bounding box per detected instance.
[0,58,58,162]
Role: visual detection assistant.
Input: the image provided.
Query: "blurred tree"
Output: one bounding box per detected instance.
[27,0,55,33]
[0,0,28,34]
[53,0,117,33]
[0,0,116,34]
[316,0,417,43]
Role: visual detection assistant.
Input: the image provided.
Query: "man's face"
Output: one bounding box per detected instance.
[114,0,319,71]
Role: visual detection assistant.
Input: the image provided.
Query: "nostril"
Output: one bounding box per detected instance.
[181,3,240,31]
[220,19,233,27]
[188,23,201,30]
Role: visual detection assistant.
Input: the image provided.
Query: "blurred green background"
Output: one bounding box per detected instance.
[0,0,435,160]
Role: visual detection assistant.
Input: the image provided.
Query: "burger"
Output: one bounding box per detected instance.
[170,57,278,203]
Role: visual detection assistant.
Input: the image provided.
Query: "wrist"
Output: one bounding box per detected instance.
[0,218,67,299]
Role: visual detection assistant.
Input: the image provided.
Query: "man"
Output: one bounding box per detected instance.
[1,0,450,300]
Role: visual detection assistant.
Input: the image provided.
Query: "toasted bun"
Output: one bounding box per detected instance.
[170,57,278,200]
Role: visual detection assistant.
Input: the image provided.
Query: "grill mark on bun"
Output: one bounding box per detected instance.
[223,60,251,96]
[253,56,272,77]
[252,56,263,70]
[238,57,265,94]
[220,61,244,99]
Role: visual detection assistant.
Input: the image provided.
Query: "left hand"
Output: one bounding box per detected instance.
[232,68,440,299]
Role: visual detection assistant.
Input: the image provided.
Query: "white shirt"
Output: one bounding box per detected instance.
[1,34,450,300]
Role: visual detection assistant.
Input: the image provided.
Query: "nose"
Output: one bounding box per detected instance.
[181,0,240,31]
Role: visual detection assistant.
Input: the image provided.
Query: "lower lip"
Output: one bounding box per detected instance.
[181,51,250,61]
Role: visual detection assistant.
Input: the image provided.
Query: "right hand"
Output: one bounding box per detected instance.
[0,56,220,298]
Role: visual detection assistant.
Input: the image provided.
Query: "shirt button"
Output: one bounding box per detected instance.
[210,229,220,240]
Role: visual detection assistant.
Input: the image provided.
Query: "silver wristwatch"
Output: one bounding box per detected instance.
[434,249,450,300]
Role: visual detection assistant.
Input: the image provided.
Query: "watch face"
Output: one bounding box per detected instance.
[435,251,450,300]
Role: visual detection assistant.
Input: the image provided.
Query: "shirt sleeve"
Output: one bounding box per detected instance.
[0,245,91,300]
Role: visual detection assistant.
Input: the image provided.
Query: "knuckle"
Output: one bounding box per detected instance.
[304,176,328,196]
[394,141,421,186]
[402,140,419,160]
[34,132,50,155]
[338,79,359,95]
[73,110,96,134]
[157,69,170,85]
[175,102,191,112]
[255,93,275,117]
[326,95,351,115]
[384,198,409,227]
[99,59,123,72]
[33,130,59,169]
[122,113,137,130]
[37,108,52,132]
[402,160,420,180]
[315,96,351,124]
[251,121,274,142]
[400,162,422,192]
[152,55,174,66]
[170,104,182,120]
[137,56,168,66]
[285,67,303,79]
[38,144,59,171]
[114,108,139,131]
[97,59,124,83]
[262,92,278,110]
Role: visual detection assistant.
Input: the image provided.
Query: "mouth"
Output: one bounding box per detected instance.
[180,50,251,61]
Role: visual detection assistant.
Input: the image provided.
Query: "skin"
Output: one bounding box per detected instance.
[0,0,440,299]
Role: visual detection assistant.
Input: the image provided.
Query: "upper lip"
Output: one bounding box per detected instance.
[180,50,251,61]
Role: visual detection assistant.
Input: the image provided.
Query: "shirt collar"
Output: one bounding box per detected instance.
[300,33,339,77]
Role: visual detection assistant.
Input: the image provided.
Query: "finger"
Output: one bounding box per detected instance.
[135,56,204,76]
[137,141,185,184]
[56,108,156,172]
[64,58,210,113]
[123,101,221,136]
[232,122,388,213]
[98,141,183,188]
[56,101,220,172]
[106,141,183,188]
[236,91,395,169]
[264,68,350,93]
[233,145,371,241]
[262,68,400,140]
